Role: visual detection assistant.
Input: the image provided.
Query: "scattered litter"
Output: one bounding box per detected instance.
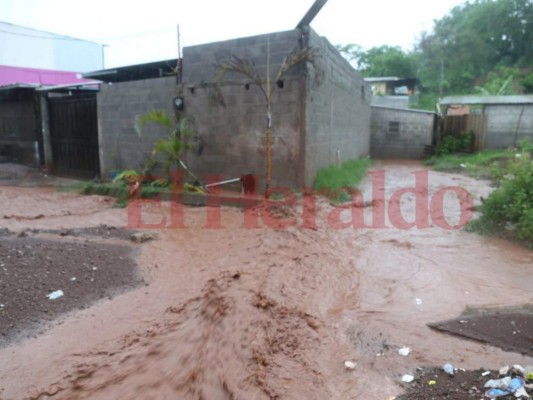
[443,363,454,376]
[398,346,411,356]
[344,360,356,370]
[484,375,526,399]
[485,377,512,389]
[402,374,414,383]
[415,298,423,306]
[428,380,436,385]
[460,163,467,168]
[70,277,77,281]
[482,371,492,377]
[46,290,64,300]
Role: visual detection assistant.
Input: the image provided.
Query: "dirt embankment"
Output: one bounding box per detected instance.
[0,162,531,399]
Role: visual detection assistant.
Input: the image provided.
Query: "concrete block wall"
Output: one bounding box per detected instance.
[180,30,306,189]
[484,104,533,149]
[370,106,435,159]
[97,76,177,177]
[304,29,371,186]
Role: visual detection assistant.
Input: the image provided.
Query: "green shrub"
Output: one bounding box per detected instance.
[470,152,533,245]
[436,132,475,156]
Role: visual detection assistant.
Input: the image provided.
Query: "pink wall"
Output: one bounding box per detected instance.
[0,64,97,87]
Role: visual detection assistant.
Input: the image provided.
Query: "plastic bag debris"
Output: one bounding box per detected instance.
[484,376,526,398]
[46,290,64,300]
[402,374,414,383]
[485,377,512,389]
[415,298,423,306]
[443,363,454,376]
[514,386,529,398]
[486,388,511,398]
[398,346,411,356]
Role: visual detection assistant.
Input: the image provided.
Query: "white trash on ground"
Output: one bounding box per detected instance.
[398,346,411,356]
[46,290,64,300]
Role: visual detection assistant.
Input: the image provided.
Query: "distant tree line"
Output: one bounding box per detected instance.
[337,0,533,110]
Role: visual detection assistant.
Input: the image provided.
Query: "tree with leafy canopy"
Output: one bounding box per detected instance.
[337,0,533,110]
[415,0,533,96]
[336,44,416,78]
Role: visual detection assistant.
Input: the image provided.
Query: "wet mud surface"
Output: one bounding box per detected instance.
[0,228,143,346]
[0,161,531,399]
[397,367,525,400]
[429,310,533,357]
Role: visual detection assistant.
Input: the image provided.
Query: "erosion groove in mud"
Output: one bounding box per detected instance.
[30,272,326,399]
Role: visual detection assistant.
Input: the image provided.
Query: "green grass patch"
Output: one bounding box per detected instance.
[313,158,371,202]
[424,149,512,179]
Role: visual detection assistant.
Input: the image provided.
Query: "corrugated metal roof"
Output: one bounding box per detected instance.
[83,59,178,83]
[440,95,533,105]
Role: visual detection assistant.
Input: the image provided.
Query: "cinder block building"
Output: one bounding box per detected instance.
[93,27,371,188]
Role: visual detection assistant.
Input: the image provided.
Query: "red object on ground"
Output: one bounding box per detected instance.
[241,174,256,194]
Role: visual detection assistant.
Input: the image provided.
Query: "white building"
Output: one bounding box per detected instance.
[0,21,104,73]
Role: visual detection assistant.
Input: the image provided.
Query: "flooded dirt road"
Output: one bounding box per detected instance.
[0,161,531,399]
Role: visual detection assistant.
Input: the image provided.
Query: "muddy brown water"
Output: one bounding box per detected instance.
[0,161,531,399]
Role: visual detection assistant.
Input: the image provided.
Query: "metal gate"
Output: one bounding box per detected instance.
[48,94,99,178]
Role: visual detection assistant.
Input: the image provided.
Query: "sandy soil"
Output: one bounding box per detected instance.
[0,161,531,399]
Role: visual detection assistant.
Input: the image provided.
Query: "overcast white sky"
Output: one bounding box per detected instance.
[1,0,467,68]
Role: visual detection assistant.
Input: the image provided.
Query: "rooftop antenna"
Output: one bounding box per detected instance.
[296,0,329,29]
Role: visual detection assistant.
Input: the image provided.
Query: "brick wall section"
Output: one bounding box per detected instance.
[304,29,371,186]
[97,76,177,177]
[370,106,435,159]
[484,104,533,149]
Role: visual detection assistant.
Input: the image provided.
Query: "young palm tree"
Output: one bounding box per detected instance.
[214,39,322,193]
[134,110,192,181]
